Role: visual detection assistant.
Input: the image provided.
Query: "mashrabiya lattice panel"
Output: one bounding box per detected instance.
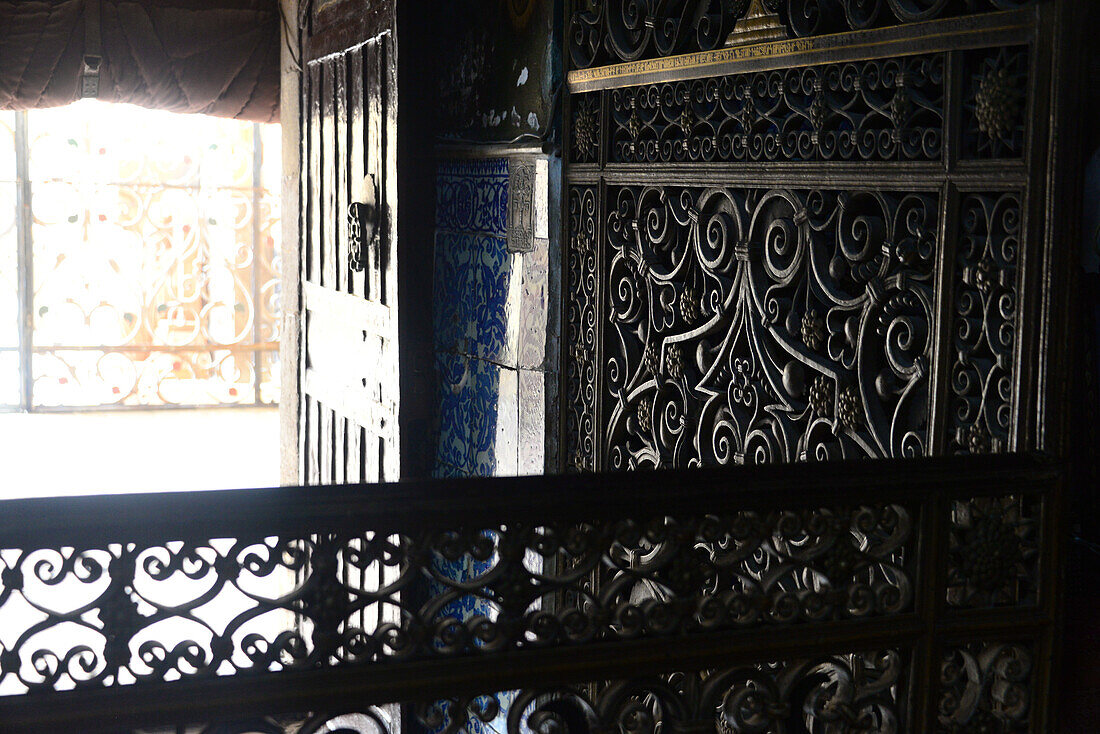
[25,104,281,408]
[600,185,937,470]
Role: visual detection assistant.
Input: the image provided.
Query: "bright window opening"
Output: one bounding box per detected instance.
[0,102,282,497]
[0,101,282,410]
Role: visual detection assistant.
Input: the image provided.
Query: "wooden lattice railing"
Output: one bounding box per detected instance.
[0,453,1065,732]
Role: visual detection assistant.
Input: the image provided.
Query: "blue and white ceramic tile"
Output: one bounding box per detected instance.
[435,352,475,472]
[468,235,514,365]
[427,155,550,734]
[433,231,474,354]
[436,158,509,237]
[435,353,503,477]
[431,462,469,479]
[433,231,519,365]
[467,357,501,477]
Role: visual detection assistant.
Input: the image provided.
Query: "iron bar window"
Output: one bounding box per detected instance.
[0,104,281,411]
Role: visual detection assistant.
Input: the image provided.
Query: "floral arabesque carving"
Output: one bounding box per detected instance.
[949,193,1020,455]
[610,54,945,164]
[568,0,1037,69]
[938,641,1033,733]
[602,185,937,470]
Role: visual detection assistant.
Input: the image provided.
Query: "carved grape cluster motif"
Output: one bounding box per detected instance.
[964,47,1028,158]
[572,94,600,163]
[974,66,1019,143]
[809,376,833,418]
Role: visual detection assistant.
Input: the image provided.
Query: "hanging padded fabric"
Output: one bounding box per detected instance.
[0,0,280,122]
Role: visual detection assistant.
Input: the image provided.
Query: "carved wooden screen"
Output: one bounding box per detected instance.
[564,1,1068,470]
[562,2,1076,729]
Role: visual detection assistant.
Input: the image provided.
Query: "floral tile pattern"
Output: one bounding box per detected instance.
[436,158,509,237]
[435,352,501,477]
[434,159,516,365]
[429,155,549,734]
[468,234,513,365]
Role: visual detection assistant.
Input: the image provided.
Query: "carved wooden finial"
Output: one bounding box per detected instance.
[724,0,788,48]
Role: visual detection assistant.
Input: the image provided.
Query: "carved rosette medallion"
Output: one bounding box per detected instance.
[947,495,1039,608]
[571,93,600,163]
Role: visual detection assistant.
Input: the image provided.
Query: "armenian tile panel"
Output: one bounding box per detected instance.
[436,158,510,237]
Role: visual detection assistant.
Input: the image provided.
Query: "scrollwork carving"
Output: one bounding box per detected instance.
[129,649,905,732]
[0,499,914,696]
[568,0,1038,69]
[949,193,1020,455]
[610,54,945,163]
[937,641,1033,732]
[602,185,936,469]
[567,187,599,471]
[505,648,905,734]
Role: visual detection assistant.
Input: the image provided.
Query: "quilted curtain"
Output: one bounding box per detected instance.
[0,0,280,122]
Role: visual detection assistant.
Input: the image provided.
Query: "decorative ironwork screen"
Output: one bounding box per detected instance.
[0,103,281,410]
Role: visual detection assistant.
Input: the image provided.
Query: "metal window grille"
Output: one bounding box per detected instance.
[0,104,281,411]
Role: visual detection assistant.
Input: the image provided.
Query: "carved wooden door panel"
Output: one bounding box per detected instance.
[297,1,434,484]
